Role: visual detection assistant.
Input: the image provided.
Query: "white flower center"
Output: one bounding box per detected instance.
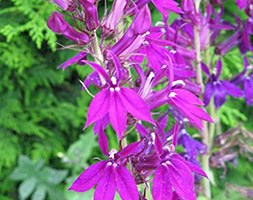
[169,92,177,98]
[172,80,185,87]
[111,77,117,85]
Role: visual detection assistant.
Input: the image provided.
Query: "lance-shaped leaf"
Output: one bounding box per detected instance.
[115,165,139,200]
[68,161,107,192]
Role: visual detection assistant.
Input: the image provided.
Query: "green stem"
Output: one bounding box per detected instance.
[193,2,212,199]
[91,32,106,85]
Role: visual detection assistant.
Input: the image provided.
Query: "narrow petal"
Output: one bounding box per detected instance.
[58,52,86,70]
[85,89,110,128]
[109,91,127,138]
[203,82,215,106]
[85,61,110,83]
[171,154,208,178]
[167,158,196,200]
[94,164,117,200]
[244,78,253,105]
[98,129,109,156]
[115,165,139,200]
[222,81,244,97]
[119,88,153,123]
[214,86,226,108]
[152,165,172,200]
[173,89,203,105]
[118,141,144,158]
[69,161,107,192]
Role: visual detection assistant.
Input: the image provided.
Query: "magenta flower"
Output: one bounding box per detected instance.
[69,156,139,200]
[84,62,153,139]
[102,0,128,34]
[152,124,207,200]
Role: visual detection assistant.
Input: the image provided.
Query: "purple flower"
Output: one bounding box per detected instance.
[152,125,207,200]
[135,0,182,16]
[232,57,253,106]
[84,62,153,138]
[47,12,90,44]
[69,150,139,200]
[203,59,244,107]
[235,0,249,9]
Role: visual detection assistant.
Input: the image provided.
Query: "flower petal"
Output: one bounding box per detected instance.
[222,80,244,97]
[58,52,86,70]
[152,165,172,200]
[94,164,117,200]
[115,165,139,200]
[69,161,107,192]
[109,91,127,138]
[85,89,110,128]
[119,88,153,123]
[167,158,196,200]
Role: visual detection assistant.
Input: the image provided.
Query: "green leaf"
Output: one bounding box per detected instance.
[19,177,37,200]
[31,185,47,200]
[11,156,68,200]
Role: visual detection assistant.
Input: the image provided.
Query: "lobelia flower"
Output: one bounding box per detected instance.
[69,148,140,200]
[84,61,153,139]
[57,52,87,70]
[152,123,208,200]
[215,16,253,55]
[202,58,244,108]
[232,57,253,106]
[47,12,90,44]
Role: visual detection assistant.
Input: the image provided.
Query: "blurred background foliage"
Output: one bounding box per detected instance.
[0,0,252,200]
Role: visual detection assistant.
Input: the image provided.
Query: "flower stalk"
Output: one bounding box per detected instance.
[193,1,211,199]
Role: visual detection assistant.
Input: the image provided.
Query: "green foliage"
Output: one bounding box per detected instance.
[217,100,247,128]
[0,0,57,50]
[11,156,68,200]
[0,1,92,198]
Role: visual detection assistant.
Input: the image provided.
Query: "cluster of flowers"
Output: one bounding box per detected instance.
[47,0,252,199]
